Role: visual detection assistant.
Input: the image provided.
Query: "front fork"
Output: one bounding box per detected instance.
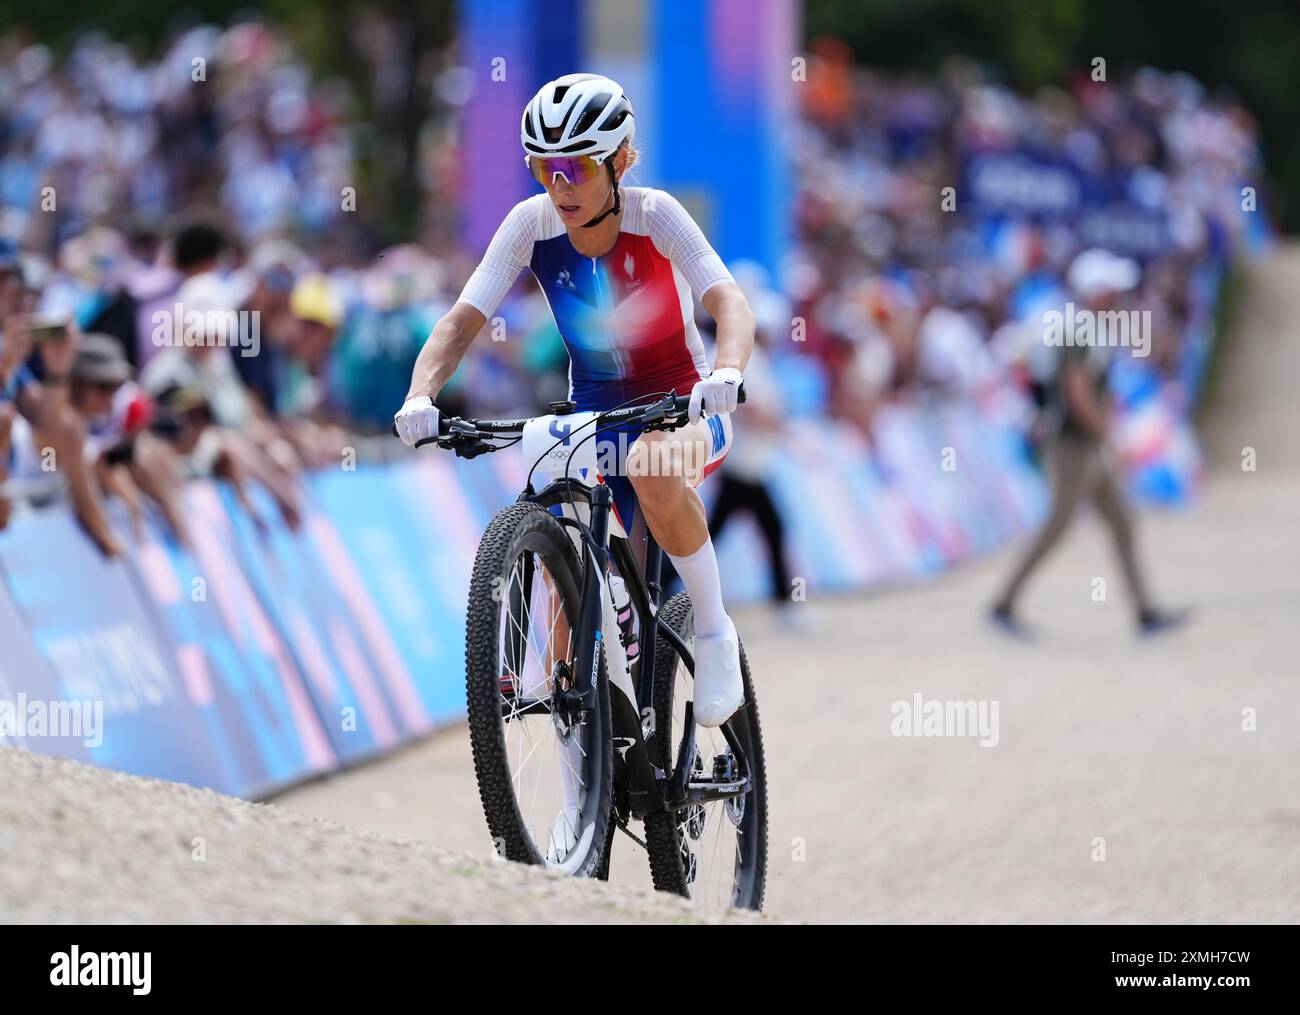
[573,484,635,714]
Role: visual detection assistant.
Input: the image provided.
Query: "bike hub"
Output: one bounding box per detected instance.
[550,660,584,738]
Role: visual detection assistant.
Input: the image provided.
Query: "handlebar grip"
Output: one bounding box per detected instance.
[669,381,746,413]
[391,417,450,444]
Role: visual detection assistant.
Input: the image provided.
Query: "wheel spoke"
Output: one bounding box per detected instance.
[493,545,597,866]
[663,647,751,912]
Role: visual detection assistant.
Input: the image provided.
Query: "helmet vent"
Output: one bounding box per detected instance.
[572,93,613,136]
[596,105,628,132]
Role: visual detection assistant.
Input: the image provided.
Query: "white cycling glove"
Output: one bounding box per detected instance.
[688,367,743,423]
[394,395,441,447]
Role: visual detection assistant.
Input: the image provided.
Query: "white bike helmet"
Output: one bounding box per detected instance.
[521,73,635,160]
[521,74,634,228]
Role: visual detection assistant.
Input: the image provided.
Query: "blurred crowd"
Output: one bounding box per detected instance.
[0,22,1270,554]
[786,40,1266,436]
[0,21,487,550]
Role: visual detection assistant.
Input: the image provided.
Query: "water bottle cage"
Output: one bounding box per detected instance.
[609,577,639,658]
[616,605,638,655]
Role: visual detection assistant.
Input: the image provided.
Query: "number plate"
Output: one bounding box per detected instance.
[521,412,601,486]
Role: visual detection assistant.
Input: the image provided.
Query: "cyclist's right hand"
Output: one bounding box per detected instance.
[394,395,441,446]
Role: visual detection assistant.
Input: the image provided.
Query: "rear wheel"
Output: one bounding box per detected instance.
[465,502,612,877]
[644,592,768,911]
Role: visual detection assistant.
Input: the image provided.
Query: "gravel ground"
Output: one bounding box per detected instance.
[0,746,766,924]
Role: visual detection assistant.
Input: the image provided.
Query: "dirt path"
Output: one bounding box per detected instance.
[0,745,765,924]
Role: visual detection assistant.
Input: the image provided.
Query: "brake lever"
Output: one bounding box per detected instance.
[453,439,500,459]
[637,393,679,431]
[641,415,687,433]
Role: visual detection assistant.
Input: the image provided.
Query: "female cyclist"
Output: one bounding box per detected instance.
[394,72,755,728]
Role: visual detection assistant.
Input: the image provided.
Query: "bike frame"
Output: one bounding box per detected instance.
[522,475,752,821]
[402,391,753,822]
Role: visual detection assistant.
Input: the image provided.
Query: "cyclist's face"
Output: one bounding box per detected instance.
[535,148,626,224]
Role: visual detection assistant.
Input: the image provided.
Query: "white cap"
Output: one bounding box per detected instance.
[1067,248,1140,299]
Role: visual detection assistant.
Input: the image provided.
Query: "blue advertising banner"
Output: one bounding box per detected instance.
[0,510,231,790]
[308,461,480,727]
[170,482,339,791]
[962,151,1173,260]
[963,152,1084,218]
[127,521,298,797]
[224,484,409,763]
[0,568,92,763]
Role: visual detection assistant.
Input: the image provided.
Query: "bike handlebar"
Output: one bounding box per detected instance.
[392,385,745,453]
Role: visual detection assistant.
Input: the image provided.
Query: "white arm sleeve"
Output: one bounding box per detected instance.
[456,198,538,319]
[644,190,734,299]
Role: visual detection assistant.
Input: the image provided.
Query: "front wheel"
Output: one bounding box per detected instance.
[644,592,768,911]
[464,501,612,877]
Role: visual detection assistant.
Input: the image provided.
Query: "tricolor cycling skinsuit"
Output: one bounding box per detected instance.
[456,186,734,528]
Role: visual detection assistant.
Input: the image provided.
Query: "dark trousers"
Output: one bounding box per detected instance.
[708,473,792,604]
[996,437,1153,615]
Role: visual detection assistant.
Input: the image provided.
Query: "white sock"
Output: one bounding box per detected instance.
[669,538,729,638]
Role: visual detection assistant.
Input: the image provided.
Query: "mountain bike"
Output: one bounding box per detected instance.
[399,390,767,911]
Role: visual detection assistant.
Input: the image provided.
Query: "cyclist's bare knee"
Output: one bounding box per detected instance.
[627,429,705,495]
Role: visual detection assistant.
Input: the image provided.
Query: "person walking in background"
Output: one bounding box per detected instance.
[990,249,1188,638]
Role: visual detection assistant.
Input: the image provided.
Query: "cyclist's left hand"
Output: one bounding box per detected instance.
[689,367,743,422]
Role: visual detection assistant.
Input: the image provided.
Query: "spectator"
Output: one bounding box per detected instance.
[0,311,123,556]
[140,271,303,529]
[232,240,304,416]
[707,287,806,629]
[67,333,189,544]
[330,247,443,432]
[990,249,1187,636]
[173,222,229,281]
[284,272,343,421]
